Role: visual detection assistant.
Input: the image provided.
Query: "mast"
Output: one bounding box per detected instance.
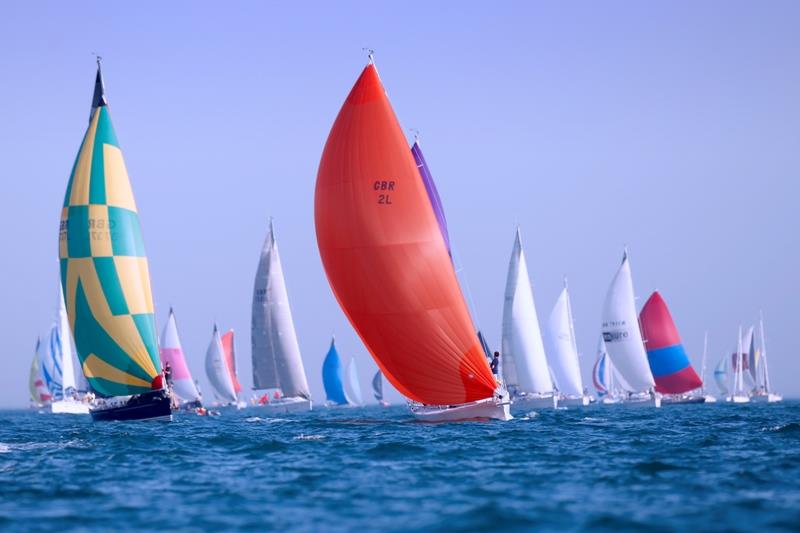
[736,325,744,395]
[759,310,771,393]
[700,331,708,395]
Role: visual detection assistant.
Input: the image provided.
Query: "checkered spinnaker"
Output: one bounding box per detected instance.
[58,63,161,397]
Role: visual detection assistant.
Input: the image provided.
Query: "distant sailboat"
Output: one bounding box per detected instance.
[205,325,238,405]
[372,371,389,407]
[29,339,52,407]
[727,326,750,403]
[592,336,625,404]
[159,308,202,408]
[220,330,242,395]
[344,358,363,406]
[58,60,170,421]
[545,279,589,407]
[47,288,90,414]
[751,312,782,403]
[713,356,729,397]
[501,228,556,409]
[601,250,660,407]
[698,332,717,403]
[639,291,703,404]
[315,58,509,421]
[251,220,312,413]
[322,338,349,406]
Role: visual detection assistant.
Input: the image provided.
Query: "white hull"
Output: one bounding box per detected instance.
[727,395,750,404]
[512,393,558,410]
[51,399,90,415]
[621,394,661,408]
[750,393,782,403]
[250,397,312,414]
[557,395,591,408]
[599,396,622,405]
[410,397,512,422]
[702,395,718,403]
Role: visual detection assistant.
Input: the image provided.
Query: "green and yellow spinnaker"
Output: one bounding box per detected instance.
[59,62,161,397]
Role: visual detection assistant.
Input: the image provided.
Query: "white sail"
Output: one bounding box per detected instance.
[57,286,77,394]
[205,326,238,403]
[600,251,655,392]
[545,284,584,397]
[344,358,363,406]
[251,220,311,399]
[501,229,553,394]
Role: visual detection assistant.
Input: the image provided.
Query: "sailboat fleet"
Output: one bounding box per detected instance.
[31,56,784,422]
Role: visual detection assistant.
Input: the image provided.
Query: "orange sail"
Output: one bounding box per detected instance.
[220,330,242,394]
[315,64,496,405]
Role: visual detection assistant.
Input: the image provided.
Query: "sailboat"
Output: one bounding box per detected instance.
[751,312,782,402]
[159,308,202,409]
[592,335,628,404]
[344,357,364,406]
[29,339,52,408]
[220,329,247,408]
[372,371,389,407]
[601,250,660,407]
[697,333,717,403]
[59,60,171,421]
[639,291,704,405]
[205,325,239,406]
[545,280,589,407]
[322,338,350,407]
[713,356,729,398]
[501,229,556,409]
[250,220,312,414]
[727,325,750,403]
[315,57,509,421]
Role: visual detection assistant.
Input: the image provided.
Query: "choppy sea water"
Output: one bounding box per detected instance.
[0,401,798,532]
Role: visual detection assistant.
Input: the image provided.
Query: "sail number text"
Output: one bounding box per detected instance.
[374,180,395,205]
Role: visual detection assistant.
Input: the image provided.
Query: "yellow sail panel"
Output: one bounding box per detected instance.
[82,354,154,389]
[103,144,137,212]
[114,256,155,315]
[67,111,99,207]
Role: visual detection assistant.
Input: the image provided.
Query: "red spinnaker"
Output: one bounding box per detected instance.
[314,64,496,405]
[221,330,242,394]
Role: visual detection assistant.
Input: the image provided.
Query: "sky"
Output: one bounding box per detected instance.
[1,1,798,407]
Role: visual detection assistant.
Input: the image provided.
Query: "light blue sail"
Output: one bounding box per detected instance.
[322,338,349,405]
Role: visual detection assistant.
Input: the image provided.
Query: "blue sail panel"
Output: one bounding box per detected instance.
[322,339,349,405]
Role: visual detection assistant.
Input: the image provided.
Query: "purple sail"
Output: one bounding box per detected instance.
[411,141,451,255]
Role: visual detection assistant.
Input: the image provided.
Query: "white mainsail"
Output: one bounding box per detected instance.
[251,220,311,399]
[501,228,553,394]
[600,251,655,392]
[205,326,238,403]
[56,287,77,394]
[545,283,584,397]
[344,358,363,406]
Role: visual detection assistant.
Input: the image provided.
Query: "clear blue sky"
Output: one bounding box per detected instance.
[1,1,798,407]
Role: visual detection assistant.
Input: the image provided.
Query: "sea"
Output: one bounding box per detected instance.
[0,401,798,532]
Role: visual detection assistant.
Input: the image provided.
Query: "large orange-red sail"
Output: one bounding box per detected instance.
[315,64,496,405]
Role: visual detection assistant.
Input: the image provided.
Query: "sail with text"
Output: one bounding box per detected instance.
[600,251,656,392]
[251,220,311,400]
[322,338,349,406]
[59,61,163,398]
[314,62,496,406]
[639,291,702,394]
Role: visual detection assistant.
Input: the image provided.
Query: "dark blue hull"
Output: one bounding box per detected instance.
[90,390,173,422]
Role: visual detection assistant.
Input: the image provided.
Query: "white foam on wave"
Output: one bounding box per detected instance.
[246,416,293,424]
[0,443,10,453]
[293,434,324,441]
[518,411,540,421]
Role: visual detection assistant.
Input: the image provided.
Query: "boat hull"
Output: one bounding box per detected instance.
[726,395,750,404]
[512,393,558,410]
[250,397,312,414]
[750,393,782,403]
[91,390,173,422]
[702,395,718,403]
[51,400,90,415]
[621,394,661,408]
[410,397,512,422]
[557,395,591,408]
[662,396,706,405]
